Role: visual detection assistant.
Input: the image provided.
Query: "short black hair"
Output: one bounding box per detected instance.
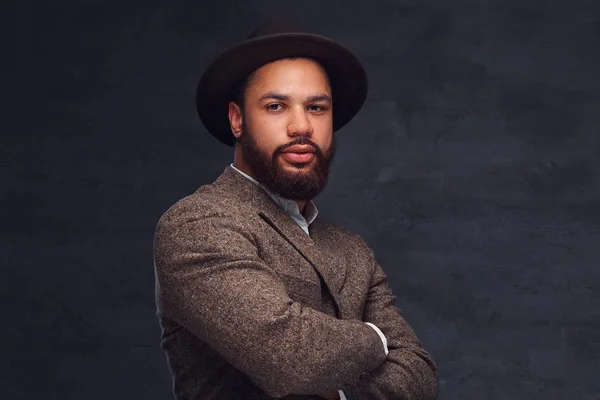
[230,70,258,110]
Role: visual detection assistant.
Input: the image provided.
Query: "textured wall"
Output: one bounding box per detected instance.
[3,0,600,398]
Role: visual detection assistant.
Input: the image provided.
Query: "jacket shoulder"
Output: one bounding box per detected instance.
[156,183,238,228]
[315,218,367,248]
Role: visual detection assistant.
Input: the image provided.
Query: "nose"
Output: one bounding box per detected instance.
[286,106,313,138]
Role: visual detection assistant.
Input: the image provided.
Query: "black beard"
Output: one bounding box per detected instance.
[238,123,336,201]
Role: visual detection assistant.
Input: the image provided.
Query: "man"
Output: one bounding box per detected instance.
[153,20,438,400]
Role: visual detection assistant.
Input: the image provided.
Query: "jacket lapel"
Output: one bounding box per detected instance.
[258,210,346,297]
[213,166,347,310]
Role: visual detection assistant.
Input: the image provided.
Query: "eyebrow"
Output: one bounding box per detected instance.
[258,91,332,104]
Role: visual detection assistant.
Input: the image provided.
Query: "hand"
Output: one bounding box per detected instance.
[318,390,340,399]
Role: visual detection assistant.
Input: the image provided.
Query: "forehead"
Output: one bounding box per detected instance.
[246,58,331,94]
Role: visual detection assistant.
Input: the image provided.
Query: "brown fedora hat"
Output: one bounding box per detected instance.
[196,19,368,146]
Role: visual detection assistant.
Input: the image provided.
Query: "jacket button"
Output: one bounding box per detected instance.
[360,371,370,379]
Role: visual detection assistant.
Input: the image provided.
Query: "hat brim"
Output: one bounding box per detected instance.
[196,32,368,146]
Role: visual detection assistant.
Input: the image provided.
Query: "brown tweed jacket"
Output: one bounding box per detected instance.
[153,166,438,400]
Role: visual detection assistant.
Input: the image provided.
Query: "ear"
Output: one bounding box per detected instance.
[228,102,243,139]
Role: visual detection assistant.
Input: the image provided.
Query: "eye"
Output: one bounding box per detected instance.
[309,104,327,112]
[267,103,283,111]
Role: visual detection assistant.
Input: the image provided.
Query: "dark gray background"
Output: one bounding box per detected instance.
[2,0,599,399]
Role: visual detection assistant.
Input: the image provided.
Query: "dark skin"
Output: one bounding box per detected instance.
[227,58,340,399]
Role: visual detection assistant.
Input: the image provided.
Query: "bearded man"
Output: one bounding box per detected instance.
[153,20,438,400]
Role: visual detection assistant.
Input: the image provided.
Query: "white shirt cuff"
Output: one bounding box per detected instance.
[365,322,389,356]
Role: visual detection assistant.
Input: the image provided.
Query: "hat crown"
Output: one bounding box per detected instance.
[246,19,302,39]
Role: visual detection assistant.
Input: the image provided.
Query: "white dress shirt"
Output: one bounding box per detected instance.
[230,164,388,399]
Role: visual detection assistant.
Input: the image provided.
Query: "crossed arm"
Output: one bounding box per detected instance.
[339,240,439,399]
[154,205,437,398]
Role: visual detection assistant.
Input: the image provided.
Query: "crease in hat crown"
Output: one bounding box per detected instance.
[195,19,368,146]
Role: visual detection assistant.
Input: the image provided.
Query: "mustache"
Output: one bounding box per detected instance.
[274,137,322,156]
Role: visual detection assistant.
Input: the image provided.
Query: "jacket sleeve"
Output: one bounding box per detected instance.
[153,203,387,398]
[342,239,439,400]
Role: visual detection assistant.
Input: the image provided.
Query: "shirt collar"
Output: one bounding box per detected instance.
[230,163,319,225]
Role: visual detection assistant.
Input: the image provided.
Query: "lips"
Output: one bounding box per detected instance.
[281,152,315,163]
[281,145,315,164]
[282,145,316,154]
[280,145,316,164]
